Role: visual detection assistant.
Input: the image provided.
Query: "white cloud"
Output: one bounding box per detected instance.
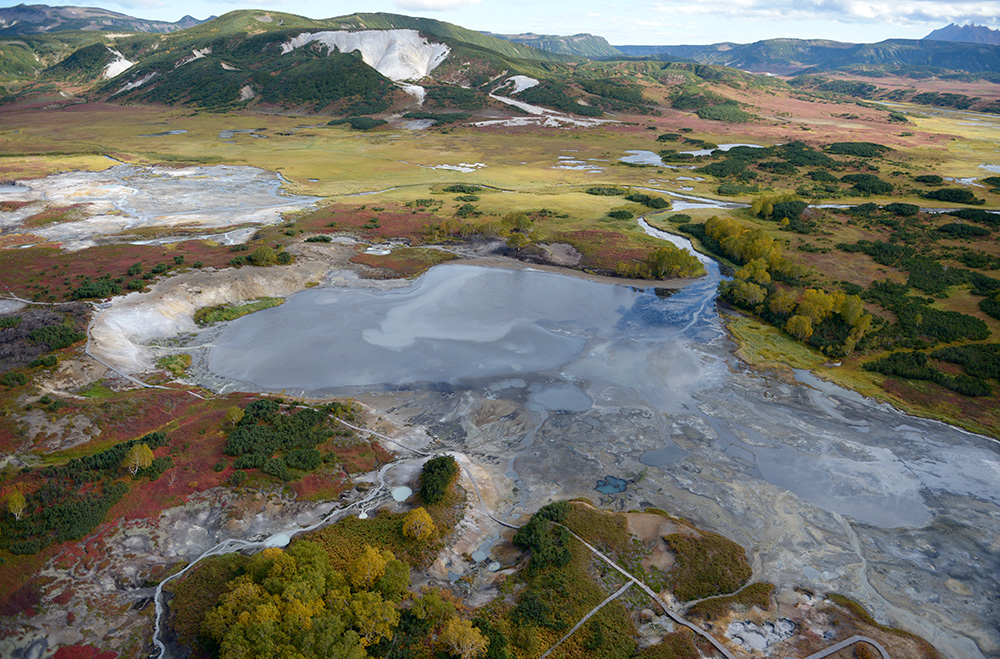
[395,0,483,10]
[650,0,1000,27]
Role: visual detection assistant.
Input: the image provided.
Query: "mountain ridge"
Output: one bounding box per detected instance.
[485,31,621,58]
[924,23,1000,46]
[0,3,210,36]
[614,37,1000,75]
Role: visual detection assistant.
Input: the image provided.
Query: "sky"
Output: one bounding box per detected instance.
[40,0,1000,45]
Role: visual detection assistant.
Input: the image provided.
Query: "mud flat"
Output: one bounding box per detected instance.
[0,164,318,250]
[200,254,1000,659]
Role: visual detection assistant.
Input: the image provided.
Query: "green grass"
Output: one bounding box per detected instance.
[193,298,284,326]
[155,354,192,377]
[78,383,115,399]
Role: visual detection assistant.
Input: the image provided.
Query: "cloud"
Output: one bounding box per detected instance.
[651,0,1000,27]
[395,0,483,10]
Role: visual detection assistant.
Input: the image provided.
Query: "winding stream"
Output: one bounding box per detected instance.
[195,225,1000,658]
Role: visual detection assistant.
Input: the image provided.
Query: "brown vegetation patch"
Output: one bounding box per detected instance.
[554,229,651,273]
[298,203,438,244]
[21,205,85,229]
[350,247,456,278]
[663,530,752,601]
[626,512,680,573]
[686,582,775,621]
[0,241,236,301]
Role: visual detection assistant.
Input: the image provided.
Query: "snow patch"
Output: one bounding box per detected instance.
[280,30,449,82]
[476,94,614,129]
[398,83,426,103]
[102,48,135,79]
[114,71,158,95]
[504,75,539,94]
[433,163,486,173]
[239,85,255,101]
[175,47,211,68]
[220,62,239,71]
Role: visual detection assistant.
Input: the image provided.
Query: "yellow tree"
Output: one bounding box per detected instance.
[735,258,771,285]
[350,544,388,591]
[6,490,26,520]
[785,314,814,340]
[440,617,488,659]
[506,232,530,252]
[350,590,399,647]
[797,288,836,325]
[224,405,244,427]
[123,443,154,475]
[768,289,798,316]
[402,507,437,541]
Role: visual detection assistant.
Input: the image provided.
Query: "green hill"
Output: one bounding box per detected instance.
[486,32,621,58]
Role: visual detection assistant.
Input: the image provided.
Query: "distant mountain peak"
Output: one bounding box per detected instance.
[485,31,621,58]
[923,23,1000,46]
[0,4,210,36]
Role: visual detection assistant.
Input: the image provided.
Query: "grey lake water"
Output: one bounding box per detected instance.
[208,245,1000,658]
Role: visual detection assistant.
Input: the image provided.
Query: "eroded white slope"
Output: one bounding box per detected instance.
[280,29,449,82]
[102,48,134,79]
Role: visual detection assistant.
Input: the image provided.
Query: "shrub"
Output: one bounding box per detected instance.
[914,174,943,185]
[443,184,482,194]
[771,200,808,221]
[826,142,891,158]
[922,188,984,205]
[808,170,839,182]
[305,235,333,243]
[2,372,27,387]
[863,351,992,396]
[419,455,458,504]
[71,279,122,300]
[585,186,625,196]
[758,160,797,175]
[248,246,276,266]
[29,355,57,368]
[625,193,670,208]
[327,116,387,130]
[883,202,919,216]
[512,508,572,570]
[696,103,755,123]
[285,449,322,471]
[262,457,291,481]
[607,210,633,220]
[402,111,470,125]
[233,454,266,469]
[28,325,85,350]
[938,223,990,238]
[699,159,747,178]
